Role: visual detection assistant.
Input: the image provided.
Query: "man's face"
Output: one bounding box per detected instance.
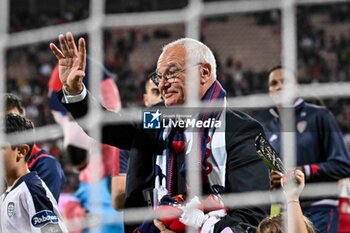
[7,107,21,115]
[268,68,297,105]
[268,68,284,104]
[268,68,284,94]
[157,45,187,107]
[144,80,161,107]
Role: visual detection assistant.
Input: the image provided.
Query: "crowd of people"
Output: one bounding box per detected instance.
[6,3,350,116]
[10,0,89,33]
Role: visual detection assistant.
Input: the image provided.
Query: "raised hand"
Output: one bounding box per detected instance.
[282,169,305,202]
[50,32,86,95]
[270,170,282,188]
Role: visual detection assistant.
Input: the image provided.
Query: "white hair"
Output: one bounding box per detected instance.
[162,38,217,80]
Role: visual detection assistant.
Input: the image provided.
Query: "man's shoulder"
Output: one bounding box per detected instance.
[29,152,63,175]
[303,102,328,114]
[302,102,334,122]
[225,108,263,130]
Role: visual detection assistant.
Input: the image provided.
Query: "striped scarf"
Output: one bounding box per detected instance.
[155,80,227,202]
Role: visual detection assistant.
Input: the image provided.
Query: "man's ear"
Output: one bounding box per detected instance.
[200,63,212,84]
[17,144,30,160]
[143,94,148,107]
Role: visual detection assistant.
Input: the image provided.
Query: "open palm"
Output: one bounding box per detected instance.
[50,32,86,95]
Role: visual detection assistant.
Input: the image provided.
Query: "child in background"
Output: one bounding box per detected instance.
[257,170,315,233]
[0,114,67,233]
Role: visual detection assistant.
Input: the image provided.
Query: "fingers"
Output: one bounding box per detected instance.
[153,219,175,233]
[49,43,65,60]
[294,169,305,185]
[294,169,303,177]
[280,169,305,190]
[50,32,86,67]
[153,219,166,230]
[78,37,86,70]
[59,34,72,58]
[271,175,282,183]
[270,170,282,188]
[67,32,78,56]
[271,170,282,177]
[271,180,282,188]
[271,171,282,182]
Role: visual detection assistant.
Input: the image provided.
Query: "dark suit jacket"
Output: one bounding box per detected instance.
[57,90,270,233]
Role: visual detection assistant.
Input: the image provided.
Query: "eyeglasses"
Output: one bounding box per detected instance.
[149,64,201,86]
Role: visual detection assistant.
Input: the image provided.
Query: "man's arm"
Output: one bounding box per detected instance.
[302,108,350,182]
[56,89,139,150]
[111,149,129,210]
[112,175,126,210]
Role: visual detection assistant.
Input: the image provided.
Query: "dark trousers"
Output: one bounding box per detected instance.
[303,205,339,233]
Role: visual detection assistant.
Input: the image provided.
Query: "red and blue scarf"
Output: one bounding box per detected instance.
[155,80,227,197]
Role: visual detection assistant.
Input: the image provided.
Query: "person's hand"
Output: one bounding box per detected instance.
[282,169,305,202]
[153,219,176,233]
[270,170,282,189]
[50,32,86,95]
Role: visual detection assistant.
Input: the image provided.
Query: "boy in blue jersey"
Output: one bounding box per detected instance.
[263,66,350,233]
[0,113,67,233]
[5,93,65,202]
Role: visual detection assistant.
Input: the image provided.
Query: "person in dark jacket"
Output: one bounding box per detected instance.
[50,32,270,233]
[263,65,350,233]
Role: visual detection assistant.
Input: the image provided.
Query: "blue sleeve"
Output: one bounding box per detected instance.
[119,150,130,174]
[309,108,350,181]
[49,90,68,114]
[30,156,66,202]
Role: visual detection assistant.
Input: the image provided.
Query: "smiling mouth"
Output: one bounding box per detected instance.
[164,93,175,99]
